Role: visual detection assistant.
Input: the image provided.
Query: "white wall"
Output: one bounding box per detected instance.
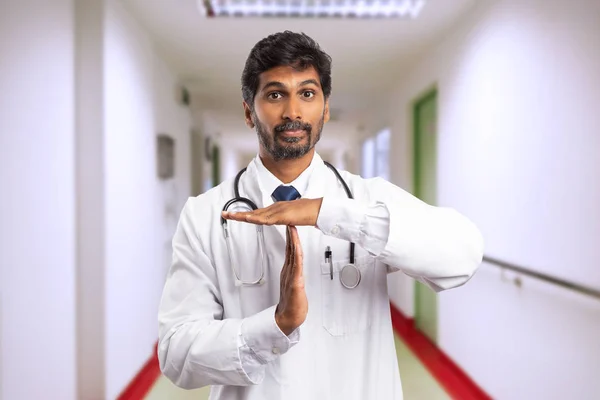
[0,1,192,398]
[387,0,600,398]
[0,1,76,399]
[154,53,193,279]
[103,1,192,398]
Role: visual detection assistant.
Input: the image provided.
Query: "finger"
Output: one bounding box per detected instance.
[221,211,253,222]
[284,225,292,268]
[289,226,303,278]
[247,205,286,225]
[222,210,277,226]
[283,226,295,290]
[280,227,290,294]
[289,226,296,269]
[285,226,296,276]
[229,203,290,226]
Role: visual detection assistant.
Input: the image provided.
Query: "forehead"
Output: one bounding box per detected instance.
[258,65,321,90]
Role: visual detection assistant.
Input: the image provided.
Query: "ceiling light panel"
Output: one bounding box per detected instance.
[198,0,427,19]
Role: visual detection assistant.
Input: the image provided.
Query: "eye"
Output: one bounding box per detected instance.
[302,91,315,99]
[267,92,283,100]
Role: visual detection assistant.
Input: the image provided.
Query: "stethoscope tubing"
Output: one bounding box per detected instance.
[221,161,358,287]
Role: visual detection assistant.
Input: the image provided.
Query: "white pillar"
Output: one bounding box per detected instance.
[75,0,106,397]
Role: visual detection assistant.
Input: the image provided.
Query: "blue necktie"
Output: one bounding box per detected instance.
[272,185,301,202]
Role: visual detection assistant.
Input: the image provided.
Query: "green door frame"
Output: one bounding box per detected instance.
[412,87,437,200]
[412,86,438,344]
[211,145,220,188]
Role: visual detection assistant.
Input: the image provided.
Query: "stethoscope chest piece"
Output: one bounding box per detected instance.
[340,263,361,289]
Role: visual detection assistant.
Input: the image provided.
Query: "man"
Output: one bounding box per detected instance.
[157,31,484,400]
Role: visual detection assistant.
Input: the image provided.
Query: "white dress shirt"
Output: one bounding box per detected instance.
[157,152,484,400]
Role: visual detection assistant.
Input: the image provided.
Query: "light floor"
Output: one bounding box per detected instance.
[145,335,450,400]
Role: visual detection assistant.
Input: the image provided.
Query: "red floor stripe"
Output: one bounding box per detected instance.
[116,342,161,400]
[390,302,492,400]
[118,306,491,399]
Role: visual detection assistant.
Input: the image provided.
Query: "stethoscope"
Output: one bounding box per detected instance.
[221,160,361,289]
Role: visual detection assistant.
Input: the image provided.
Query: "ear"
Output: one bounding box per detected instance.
[323,100,331,124]
[243,101,255,129]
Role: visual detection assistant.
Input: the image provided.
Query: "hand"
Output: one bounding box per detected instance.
[275,225,308,336]
[221,198,323,227]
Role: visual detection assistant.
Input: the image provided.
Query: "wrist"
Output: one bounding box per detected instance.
[313,197,324,227]
[275,310,294,336]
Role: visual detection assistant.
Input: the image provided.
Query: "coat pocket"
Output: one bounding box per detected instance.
[320,255,377,336]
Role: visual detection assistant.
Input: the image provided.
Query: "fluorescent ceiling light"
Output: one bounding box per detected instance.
[198,0,426,19]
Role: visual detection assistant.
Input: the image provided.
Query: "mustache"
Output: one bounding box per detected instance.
[274,120,312,134]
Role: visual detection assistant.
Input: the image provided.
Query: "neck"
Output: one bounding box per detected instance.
[259,148,315,184]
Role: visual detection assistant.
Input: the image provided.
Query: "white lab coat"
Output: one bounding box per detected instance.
[157,152,484,400]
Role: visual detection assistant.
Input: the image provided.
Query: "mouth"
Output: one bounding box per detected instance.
[279,129,306,138]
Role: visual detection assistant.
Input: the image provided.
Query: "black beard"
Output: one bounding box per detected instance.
[254,114,324,162]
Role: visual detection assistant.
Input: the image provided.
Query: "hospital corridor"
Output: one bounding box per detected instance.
[2,0,600,399]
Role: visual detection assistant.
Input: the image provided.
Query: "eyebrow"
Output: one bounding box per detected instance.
[261,79,320,92]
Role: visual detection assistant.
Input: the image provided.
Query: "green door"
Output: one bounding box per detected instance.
[413,89,438,344]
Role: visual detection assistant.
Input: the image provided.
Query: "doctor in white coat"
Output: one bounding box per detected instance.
[157,31,484,400]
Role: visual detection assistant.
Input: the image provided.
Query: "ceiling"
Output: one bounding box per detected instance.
[122,0,478,123]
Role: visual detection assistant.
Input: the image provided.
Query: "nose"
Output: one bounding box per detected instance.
[282,96,302,121]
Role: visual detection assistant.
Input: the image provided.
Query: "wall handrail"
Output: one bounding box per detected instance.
[483,255,600,301]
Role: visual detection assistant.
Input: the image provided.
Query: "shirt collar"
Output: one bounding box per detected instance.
[253,152,320,202]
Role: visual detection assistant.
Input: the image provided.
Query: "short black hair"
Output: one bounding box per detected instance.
[241,31,332,109]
